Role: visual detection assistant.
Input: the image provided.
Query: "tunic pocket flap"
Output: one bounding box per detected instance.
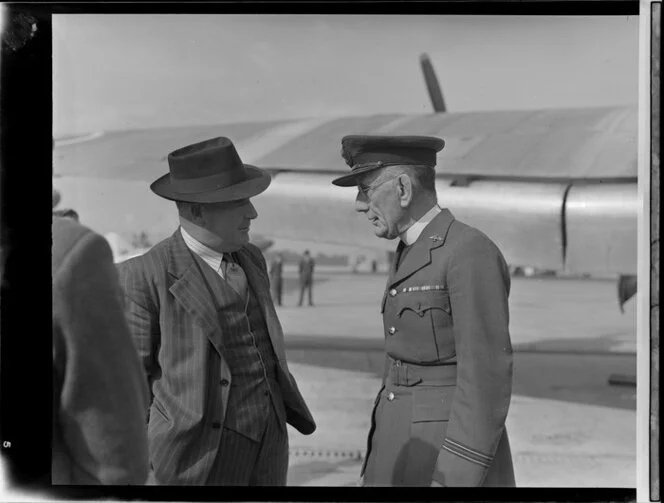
[397,290,451,317]
[412,388,453,423]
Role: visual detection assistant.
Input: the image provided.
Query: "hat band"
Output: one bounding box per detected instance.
[351,161,433,172]
[171,168,246,194]
[352,161,385,171]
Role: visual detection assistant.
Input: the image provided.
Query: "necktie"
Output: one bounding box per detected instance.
[222,253,248,301]
[395,240,409,271]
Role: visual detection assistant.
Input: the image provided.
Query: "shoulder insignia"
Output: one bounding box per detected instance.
[400,284,446,293]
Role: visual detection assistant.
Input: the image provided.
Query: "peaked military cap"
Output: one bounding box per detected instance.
[332,135,445,187]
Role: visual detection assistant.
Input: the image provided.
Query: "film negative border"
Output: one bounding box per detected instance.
[650,2,661,501]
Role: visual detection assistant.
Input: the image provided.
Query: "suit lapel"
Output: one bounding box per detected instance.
[389,208,456,288]
[165,232,287,361]
[166,229,226,357]
[236,248,288,362]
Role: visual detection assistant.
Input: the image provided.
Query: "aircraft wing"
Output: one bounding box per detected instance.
[54,105,637,276]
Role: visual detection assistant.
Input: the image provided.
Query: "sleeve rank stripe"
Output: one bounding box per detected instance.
[444,438,493,463]
[441,444,492,468]
[400,285,446,293]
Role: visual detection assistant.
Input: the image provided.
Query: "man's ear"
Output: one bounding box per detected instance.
[190,203,206,226]
[397,174,414,208]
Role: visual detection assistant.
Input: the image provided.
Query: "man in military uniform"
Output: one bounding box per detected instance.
[297,250,315,307]
[269,253,285,306]
[332,135,515,487]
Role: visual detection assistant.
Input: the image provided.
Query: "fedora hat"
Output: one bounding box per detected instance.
[150,137,272,203]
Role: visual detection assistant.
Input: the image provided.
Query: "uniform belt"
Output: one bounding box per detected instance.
[387,355,457,387]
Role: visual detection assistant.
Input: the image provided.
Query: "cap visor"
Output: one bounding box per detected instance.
[331,165,383,187]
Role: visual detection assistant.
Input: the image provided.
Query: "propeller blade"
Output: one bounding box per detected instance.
[420,53,447,113]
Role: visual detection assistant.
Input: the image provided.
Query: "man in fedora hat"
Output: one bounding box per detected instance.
[332,135,515,487]
[117,137,316,486]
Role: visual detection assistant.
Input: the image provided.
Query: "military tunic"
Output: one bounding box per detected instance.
[361,208,515,487]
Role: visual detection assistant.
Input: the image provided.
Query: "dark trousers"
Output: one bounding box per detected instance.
[207,406,289,485]
[298,280,313,306]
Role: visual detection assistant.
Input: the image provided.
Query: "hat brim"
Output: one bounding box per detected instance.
[331,164,385,187]
[150,165,272,203]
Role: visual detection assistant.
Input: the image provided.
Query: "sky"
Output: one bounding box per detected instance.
[53,14,639,137]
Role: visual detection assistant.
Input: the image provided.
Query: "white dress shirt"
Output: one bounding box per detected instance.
[180,227,226,279]
[399,204,442,246]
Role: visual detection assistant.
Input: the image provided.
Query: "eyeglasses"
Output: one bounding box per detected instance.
[357,176,399,199]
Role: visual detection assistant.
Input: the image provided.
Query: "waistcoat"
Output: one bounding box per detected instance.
[209,268,287,442]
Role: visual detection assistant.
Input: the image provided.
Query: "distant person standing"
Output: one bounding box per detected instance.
[52,215,150,484]
[297,250,315,307]
[269,253,284,306]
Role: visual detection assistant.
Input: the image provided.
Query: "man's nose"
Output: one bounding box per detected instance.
[246,201,258,219]
[355,192,369,213]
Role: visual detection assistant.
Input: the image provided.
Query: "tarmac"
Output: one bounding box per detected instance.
[0,265,637,499]
[273,268,637,487]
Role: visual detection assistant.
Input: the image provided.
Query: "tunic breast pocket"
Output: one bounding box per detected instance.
[396,290,454,360]
[397,290,451,327]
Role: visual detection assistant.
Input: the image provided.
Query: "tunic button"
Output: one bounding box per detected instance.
[220,379,229,387]
[387,392,395,401]
[212,421,221,429]
[388,326,396,335]
[389,289,397,297]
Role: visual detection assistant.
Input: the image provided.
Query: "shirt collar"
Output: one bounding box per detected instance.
[400,204,442,246]
[180,227,224,272]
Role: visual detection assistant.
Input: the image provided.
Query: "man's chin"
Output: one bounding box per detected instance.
[372,227,394,240]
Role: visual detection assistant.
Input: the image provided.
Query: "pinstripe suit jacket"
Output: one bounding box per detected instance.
[117,229,316,485]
